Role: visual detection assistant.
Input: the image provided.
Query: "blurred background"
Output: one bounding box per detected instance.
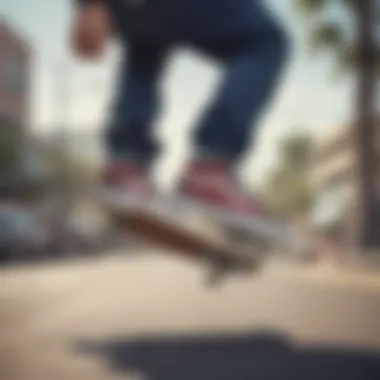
[1,1,380,379]
[0,0,379,263]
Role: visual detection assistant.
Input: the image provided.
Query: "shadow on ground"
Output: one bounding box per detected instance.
[76,331,380,380]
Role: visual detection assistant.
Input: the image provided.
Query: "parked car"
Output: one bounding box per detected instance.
[0,206,49,262]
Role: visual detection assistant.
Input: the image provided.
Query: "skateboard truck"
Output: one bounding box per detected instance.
[204,251,259,288]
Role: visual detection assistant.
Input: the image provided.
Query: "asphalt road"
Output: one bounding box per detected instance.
[1,251,380,380]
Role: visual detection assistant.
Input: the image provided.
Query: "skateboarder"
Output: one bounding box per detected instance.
[71,0,289,230]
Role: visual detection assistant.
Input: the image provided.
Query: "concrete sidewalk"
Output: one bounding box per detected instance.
[1,252,380,380]
[266,255,380,291]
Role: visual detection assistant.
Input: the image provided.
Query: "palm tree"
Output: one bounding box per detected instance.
[294,0,380,249]
[263,133,314,218]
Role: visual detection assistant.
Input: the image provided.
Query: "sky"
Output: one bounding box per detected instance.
[1,0,353,189]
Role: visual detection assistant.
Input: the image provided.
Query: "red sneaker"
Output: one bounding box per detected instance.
[178,160,287,242]
[100,161,155,210]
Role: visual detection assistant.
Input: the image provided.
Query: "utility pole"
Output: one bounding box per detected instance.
[353,0,379,250]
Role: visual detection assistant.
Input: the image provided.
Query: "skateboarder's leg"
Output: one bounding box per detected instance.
[179,0,290,238]
[106,41,170,166]
[102,42,170,202]
[192,3,289,162]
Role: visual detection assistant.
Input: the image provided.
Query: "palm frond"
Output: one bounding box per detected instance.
[310,22,345,50]
[294,0,329,15]
[329,44,357,80]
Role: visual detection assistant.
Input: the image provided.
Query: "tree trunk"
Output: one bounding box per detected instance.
[353,0,379,249]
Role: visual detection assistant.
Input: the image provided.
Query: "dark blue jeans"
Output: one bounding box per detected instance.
[107,0,289,164]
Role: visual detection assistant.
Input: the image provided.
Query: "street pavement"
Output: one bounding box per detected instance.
[1,250,380,380]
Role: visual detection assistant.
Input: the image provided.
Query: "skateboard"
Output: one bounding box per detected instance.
[104,194,315,286]
[106,200,279,286]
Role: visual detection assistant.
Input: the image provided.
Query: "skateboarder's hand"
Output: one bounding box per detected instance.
[71,3,111,60]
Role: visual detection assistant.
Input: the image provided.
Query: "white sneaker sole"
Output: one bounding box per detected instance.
[95,187,312,257]
[95,187,176,221]
[172,195,311,254]
[96,187,153,212]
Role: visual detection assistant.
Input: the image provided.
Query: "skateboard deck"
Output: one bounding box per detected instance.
[109,206,268,285]
[104,192,316,285]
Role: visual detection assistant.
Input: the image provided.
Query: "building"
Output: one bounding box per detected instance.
[310,119,380,228]
[0,19,32,125]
